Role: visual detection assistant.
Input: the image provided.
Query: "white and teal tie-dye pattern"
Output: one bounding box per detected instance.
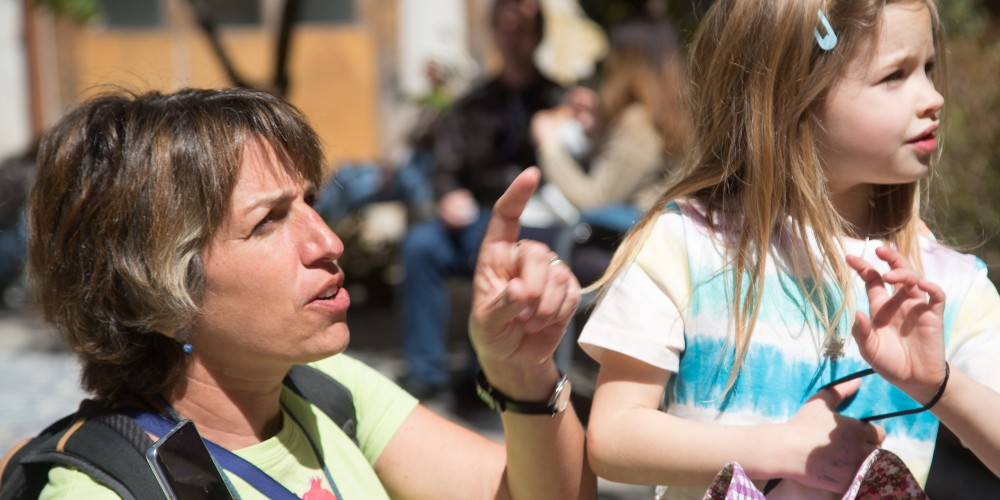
[580,199,1000,499]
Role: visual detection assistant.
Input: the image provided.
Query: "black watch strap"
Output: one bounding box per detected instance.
[474,370,572,415]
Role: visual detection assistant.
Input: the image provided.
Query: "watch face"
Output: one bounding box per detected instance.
[550,377,572,413]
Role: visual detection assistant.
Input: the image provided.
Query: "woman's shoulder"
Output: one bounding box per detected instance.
[307,353,407,397]
[40,465,117,499]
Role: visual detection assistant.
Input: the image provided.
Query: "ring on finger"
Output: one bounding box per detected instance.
[548,256,562,266]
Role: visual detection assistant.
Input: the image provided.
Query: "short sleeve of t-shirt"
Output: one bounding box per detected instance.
[307,353,418,464]
[946,265,1000,392]
[579,211,692,372]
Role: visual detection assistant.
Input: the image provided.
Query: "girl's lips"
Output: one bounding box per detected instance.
[909,134,937,154]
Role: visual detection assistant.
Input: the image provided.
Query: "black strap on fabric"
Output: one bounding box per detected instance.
[0,364,356,500]
[0,400,161,500]
[762,365,952,495]
[283,364,358,445]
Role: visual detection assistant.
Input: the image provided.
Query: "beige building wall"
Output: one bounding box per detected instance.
[32,0,384,164]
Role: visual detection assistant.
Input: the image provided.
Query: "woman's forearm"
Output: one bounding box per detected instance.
[484,360,596,499]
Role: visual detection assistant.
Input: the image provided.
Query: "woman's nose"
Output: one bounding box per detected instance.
[299,205,343,265]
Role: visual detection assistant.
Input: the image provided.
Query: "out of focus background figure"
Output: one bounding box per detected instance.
[395,0,566,402]
[531,13,689,287]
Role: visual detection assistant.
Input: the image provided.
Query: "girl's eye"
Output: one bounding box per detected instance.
[924,61,936,77]
[304,192,318,207]
[881,70,904,84]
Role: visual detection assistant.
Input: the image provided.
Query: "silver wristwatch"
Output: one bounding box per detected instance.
[475,370,572,416]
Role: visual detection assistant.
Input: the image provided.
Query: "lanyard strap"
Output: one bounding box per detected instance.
[126,408,298,500]
[282,402,343,500]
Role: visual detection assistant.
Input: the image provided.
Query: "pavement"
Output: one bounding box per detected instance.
[0,283,654,498]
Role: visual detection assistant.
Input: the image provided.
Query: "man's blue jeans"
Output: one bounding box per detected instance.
[399,211,492,386]
[0,211,27,301]
[399,210,560,386]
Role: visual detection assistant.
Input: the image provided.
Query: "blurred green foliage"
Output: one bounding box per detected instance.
[931,4,1000,286]
[33,0,101,22]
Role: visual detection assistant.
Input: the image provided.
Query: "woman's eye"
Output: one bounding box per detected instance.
[924,61,936,77]
[251,212,275,235]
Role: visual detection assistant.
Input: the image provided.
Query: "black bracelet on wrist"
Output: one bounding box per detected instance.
[815,363,951,422]
[861,362,950,422]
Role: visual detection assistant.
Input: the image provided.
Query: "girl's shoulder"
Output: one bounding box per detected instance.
[640,199,724,261]
[918,234,991,289]
[656,198,723,239]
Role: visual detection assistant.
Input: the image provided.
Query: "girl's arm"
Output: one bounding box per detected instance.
[588,350,884,493]
[848,246,1000,475]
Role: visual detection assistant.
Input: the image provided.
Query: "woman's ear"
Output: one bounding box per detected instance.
[158,323,193,342]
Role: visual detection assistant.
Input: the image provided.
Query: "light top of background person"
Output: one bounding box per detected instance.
[598,14,688,155]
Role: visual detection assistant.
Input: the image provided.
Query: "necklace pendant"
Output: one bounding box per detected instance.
[825,336,846,360]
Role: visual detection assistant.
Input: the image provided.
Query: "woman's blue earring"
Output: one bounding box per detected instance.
[815,10,838,51]
[182,343,193,355]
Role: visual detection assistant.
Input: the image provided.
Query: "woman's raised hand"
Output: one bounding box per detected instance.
[469,167,580,394]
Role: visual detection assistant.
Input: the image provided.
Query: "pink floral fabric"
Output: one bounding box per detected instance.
[702,449,926,499]
[703,462,766,500]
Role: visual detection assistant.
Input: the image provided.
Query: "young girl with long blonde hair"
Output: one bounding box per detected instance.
[580,0,1000,497]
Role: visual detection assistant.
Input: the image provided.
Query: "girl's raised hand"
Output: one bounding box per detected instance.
[846,246,949,404]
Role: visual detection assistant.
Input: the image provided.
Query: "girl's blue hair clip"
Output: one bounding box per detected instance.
[815,10,838,51]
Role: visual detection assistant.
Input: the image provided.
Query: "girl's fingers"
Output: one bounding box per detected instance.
[814,377,862,410]
[867,422,887,445]
[875,245,915,271]
[917,278,946,315]
[851,310,875,356]
[881,268,921,288]
[847,254,889,303]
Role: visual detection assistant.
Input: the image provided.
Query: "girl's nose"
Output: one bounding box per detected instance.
[920,81,944,119]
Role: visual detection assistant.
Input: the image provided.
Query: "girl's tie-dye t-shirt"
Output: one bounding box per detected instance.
[580,200,1000,499]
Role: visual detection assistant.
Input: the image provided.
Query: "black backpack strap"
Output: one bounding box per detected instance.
[0,400,162,500]
[284,365,358,446]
